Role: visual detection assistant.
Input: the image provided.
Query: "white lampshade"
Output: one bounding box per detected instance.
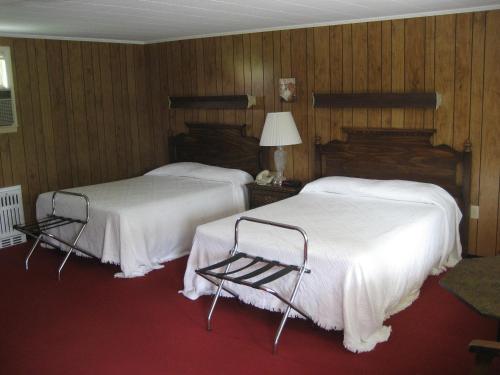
[259,112,302,146]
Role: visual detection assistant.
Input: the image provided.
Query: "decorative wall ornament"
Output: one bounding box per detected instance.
[279,78,296,102]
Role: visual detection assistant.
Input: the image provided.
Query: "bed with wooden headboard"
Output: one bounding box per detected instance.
[315,127,472,253]
[183,126,470,353]
[34,122,263,278]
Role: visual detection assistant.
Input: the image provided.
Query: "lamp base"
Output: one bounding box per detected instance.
[274,146,287,186]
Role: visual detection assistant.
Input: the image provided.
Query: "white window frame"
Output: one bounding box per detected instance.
[0,46,18,134]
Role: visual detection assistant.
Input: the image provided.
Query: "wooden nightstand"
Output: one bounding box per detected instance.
[246,182,302,209]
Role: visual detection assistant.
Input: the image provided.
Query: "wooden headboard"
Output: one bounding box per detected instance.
[315,127,472,253]
[168,123,265,177]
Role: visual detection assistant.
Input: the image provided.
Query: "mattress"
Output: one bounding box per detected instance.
[182,177,462,352]
[36,163,252,277]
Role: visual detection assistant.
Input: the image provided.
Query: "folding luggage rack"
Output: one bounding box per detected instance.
[13,191,92,280]
[196,216,312,353]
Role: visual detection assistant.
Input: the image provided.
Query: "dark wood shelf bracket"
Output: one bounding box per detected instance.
[312,92,441,109]
[168,94,256,109]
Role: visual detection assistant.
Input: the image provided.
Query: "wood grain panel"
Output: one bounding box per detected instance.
[99,43,119,181]
[260,32,274,170]
[468,12,486,254]
[119,45,133,174]
[158,44,170,141]
[314,27,330,143]
[189,40,198,124]
[391,20,405,127]
[477,11,500,255]
[0,135,13,187]
[233,35,245,127]
[434,15,456,146]
[352,23,368,127]
[0,136,10,186]
[306,28,316,180]
[280,30,293,178]
[367,22,382,127]
[213,38,223,124]
[181,40,193,125]
[26,40,48,194]
[404,18,425,128]
[135,45,154,173]
[33,39,57,190]
[304,29,317,181]
[13,39,38,221]
[91,43,107,181]
[221,36,236,124]
[250,33,264,138]
[68,42,91,185]
[194,39,207,123]
[330,25,343,139]
[424,17,436,129]
[243,34,253,134]
[146,43,164,168]
[110,43,127,179]
[81,42,101,184]
[125,45,141,176]
[46,40,72,189]
[203,38,217,124]
[342,24,353,129]
[61,41,79,186]
[292,28,308,182]
[453,13,473,151]
[381,21,392,128]
[262,32,274,115]
[135,43,153,173]
[165,43,178,136]
[175,43,191,126]
[272,32,282,113]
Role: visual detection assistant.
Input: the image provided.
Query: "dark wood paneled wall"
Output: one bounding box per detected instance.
[148,11,500,256]
[0,37,168,223]
[0,11,498,256]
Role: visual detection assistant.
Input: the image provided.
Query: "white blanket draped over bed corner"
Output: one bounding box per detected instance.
[36,162,253,278]
[182,177,462,353]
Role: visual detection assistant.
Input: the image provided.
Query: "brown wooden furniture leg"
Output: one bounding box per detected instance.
[469,340,500,375]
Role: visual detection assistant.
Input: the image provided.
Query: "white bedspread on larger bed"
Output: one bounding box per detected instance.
[37,163,252,278]
[182,177,462,353]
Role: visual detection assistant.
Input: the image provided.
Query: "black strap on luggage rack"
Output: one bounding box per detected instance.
[195,216,312,353]
[13,191,91,280]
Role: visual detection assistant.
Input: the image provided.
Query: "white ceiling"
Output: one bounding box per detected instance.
[0,0,499,44]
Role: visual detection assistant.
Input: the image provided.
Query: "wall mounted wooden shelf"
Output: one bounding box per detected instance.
[168,95,256,109]
[312,92,441,109]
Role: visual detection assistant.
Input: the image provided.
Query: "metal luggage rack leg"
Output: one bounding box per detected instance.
[195,216,312,353]
[13,191,92,280]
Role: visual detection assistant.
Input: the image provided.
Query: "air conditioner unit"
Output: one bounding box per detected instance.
[0,185,26,248]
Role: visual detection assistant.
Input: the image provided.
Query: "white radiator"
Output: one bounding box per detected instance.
[0,185,26,248]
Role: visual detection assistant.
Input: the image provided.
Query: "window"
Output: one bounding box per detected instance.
[0,57,9,88]
[0,46,18,133]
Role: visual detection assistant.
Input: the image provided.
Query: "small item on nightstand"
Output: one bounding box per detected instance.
[255,170,276,185]
[282,180,302,188]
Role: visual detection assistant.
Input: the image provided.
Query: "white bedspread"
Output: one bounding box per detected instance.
[182,177,462,353]
[37,163,252,278]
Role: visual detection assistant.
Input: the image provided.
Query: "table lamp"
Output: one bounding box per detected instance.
[259,112,302,186]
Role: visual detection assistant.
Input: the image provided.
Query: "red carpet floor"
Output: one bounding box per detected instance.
[0,243,498,375]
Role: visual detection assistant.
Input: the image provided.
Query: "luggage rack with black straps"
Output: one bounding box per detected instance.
[196,216,312,353]
[13,191,92,280]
